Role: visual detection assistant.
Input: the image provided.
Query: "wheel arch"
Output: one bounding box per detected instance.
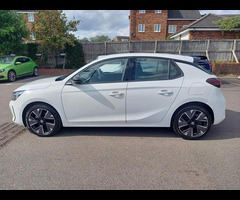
[170,101,214,127]
[22,101,62,127]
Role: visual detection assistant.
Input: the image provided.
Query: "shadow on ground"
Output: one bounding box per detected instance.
[55,109,240,141]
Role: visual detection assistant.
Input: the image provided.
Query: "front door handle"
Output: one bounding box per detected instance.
[158,90,173,96]
[109,91,124,97]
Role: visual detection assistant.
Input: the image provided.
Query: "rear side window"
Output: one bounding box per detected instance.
[130,57,183,82]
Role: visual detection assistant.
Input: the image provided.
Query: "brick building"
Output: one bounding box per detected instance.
[129,10,201,41]
[170,13,240,40]
[17,10,37,42]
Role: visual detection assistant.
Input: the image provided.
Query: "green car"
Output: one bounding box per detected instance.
[0,56,38,82]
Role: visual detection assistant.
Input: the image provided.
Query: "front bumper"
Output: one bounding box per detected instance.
[9,100,24,126]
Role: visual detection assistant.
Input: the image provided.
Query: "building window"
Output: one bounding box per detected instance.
[30,32,36,40]
[28,13,35,22]
[168,25,177,33]
[155,10,162,13]
[138,24,145,32]
[139,10,146,14]
[183,25,188,28]
[154,24,161,32]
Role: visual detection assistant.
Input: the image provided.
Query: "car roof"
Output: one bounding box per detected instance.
[97,53,194,63]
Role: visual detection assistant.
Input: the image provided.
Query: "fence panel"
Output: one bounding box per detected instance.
[81,39,240,62]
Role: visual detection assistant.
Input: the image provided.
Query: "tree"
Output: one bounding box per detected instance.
[32,10,80,68]
[65,39,85,69]
[213,16,240,38]
[0,10,28,55]
[89,35,112,42]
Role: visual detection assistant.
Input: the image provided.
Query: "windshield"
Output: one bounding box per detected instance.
[0,56,14,64]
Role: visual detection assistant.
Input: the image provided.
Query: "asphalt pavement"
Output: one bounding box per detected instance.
[0,76,240,190]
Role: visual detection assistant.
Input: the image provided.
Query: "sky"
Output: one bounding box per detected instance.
[63,10,240,40]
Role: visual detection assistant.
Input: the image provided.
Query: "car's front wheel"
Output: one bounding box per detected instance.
[25,104,62,137]
[8,70,16,82]
[172,105,212,140]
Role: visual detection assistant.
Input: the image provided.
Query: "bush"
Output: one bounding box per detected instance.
[66,40,85,69]
[27,43,39,61]
[212,61,240,76]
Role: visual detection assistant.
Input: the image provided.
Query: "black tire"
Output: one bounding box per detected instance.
[8,70,16,82]
[25,103,62,137]
[172,105,212,140]
[33,67,39,77]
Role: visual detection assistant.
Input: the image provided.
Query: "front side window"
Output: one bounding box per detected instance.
[72,58,128,84]
[138,24,145,32]
[130,57,182,81]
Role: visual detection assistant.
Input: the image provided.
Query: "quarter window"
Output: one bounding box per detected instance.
[72,58,128,84]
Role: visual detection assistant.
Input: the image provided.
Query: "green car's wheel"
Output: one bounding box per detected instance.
[33,67,39,77]
[8,70,16,82]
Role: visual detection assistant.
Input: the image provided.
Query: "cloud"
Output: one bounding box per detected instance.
[63,10,240,39]
[64,10,130,39]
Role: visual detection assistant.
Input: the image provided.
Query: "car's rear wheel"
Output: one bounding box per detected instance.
[172,105,212,140]
[25,104,62,137]
[8,70,16,82]
[33,67,39,77]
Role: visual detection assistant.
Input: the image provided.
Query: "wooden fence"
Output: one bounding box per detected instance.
[81,39,240,63]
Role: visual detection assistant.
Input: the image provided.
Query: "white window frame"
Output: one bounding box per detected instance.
[155,10,162,13]
[30,32,36,40]
[154,24,161,32]
[168,25,177,33]
[139,10,146,14]
[28,13,35,22]
[138,24,145,32]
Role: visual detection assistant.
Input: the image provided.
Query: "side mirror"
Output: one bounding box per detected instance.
[72,79,82,84]
[66,78,82,85]
[15,62,21,65]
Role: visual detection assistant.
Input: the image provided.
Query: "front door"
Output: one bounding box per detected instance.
[126,57,184,124]
[62,57,129,125]
[14,57,28,76]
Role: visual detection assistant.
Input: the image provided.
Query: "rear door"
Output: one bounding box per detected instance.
[126,57,184,124]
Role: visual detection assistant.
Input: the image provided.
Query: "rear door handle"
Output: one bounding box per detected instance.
[158,90,173,96]
[109,91,124,97]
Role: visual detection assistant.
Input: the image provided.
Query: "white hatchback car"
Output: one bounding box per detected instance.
[9,53,226,140]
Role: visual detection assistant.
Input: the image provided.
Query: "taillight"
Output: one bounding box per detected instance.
[209,62,213,67]
[206,78,221,88]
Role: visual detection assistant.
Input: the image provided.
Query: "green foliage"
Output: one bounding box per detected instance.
[66,40,85,69]
[0,10,28,55]
[89,35,112,42]
[33,10,80,52]
[26,43,39,61]
[213,16,240,38]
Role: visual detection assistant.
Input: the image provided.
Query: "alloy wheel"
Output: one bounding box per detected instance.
[27,108,56,136]
[8,71,16,82]
[177,109,209,138]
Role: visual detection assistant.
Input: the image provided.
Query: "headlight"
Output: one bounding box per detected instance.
[0,69,5,73]
[12,90,25,101]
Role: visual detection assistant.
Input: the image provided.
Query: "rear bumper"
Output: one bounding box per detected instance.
[207,89,226,125]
